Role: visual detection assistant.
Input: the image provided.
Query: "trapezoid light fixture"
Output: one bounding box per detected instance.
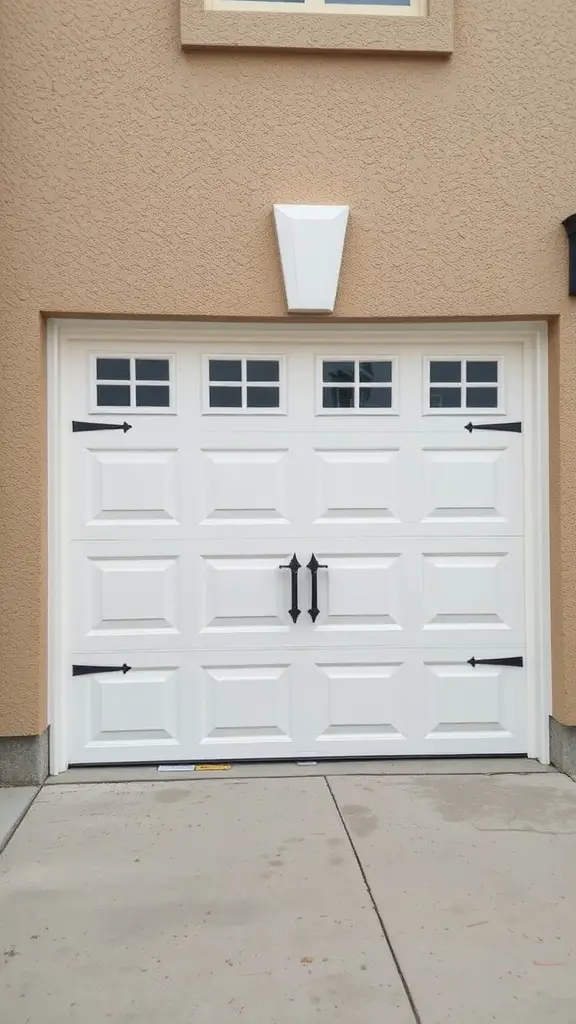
[562,213,576,296]
[273,204,349,313]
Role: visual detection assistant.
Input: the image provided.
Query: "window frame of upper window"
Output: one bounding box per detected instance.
[205,0,425,18]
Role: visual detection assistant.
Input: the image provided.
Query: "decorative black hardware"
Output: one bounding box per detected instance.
[468,656,523,668]
[279,554,301,623]
[465,421,522,434]
[72,420,132,433]
[72,663,132,676]
[307,554,327,622]
[562,214,576,296]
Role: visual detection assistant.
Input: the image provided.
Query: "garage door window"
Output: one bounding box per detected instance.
[427,359,500,412]
[319,358,394,412]
[205,358,283,413]
[93,356,173,412]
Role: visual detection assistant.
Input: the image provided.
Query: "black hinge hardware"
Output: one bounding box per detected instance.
[279,554,301,623]
[72,663,132,676]
[465,421,522,434]
[72,421,132,433]
[468,656,523,668]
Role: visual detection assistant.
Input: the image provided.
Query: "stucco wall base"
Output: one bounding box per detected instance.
[549,718,576,779]
[0,731,49,787]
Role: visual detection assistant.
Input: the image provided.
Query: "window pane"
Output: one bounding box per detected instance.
[430,361,461,384]
[466,387,498,408]
[323,361,355,384]
[247,386,280,408]
[359,361,392,384]
[96,384,131,406]
[209,386,242,408]
[135,385,170,407]
[96,358,130,381]
[430,386,461,409]
[135,359,170,382]
[247,360,280,382]
[466,361,498,383]
[359,386,392,408]
[209,360,242,382]
[326,0,410,4]
[323,386,354,409]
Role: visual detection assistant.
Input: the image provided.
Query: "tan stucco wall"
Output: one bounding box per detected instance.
[1,0,576,736]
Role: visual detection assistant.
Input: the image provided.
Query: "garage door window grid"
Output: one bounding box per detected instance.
[92,356,173,412]
[319,358,395,413]
[426,358,501,413]
[205,357,284,412]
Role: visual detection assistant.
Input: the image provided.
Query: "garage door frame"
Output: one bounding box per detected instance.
[46,318,551,774]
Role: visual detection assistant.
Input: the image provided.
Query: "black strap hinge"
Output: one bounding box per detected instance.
[465,421,522,433]
[72,421,132,433]
[468,656,523,668]
[73,663,132,676]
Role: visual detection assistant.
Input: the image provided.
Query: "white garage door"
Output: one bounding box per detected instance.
[60,325,532,765]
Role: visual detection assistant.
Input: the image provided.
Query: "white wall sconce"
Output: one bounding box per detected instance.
[273,204,349,313]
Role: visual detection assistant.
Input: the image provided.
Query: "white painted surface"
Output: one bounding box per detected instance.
[273,204,349,312]
[49,321,549,768]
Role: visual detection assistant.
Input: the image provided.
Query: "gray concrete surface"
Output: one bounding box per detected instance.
[2,772,576,1023]
[550,717,576,779]
[0,730,49,786]
[0,779,414,1024]
[47,755,553,785]
[331,773,576,1023]
[0,787,38,853]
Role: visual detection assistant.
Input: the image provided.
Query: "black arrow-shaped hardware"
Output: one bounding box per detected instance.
[279,554,301,623]
[465,421,522,434]
[72,663,132,676]
[307,554,327,623]
[468,656,523,668]
[72,420,132,433]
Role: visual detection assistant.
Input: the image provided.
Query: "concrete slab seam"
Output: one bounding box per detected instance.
[0,787,42,857]
[324,775,422,1024]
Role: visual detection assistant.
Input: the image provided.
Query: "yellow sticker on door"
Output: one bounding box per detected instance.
[194,764,232,772]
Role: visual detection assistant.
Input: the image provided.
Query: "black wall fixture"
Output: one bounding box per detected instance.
[562,214,576,296]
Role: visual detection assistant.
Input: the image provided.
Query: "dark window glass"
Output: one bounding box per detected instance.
[466,387,498,408]
[135,359,170,382]
[209,360,242,382]
[359,386,392,409]
[135,385,170,407]
[323,386,354,409]
[209,386,242,408]
[359,361,392,384]
[96,358,130,381]
[430,387,461,409]
[430,361,461,384]
[97,384,131,406]
[247,386,280,408]
[247,360,279,383]
[323,361,355,384]
[466,361,498,383]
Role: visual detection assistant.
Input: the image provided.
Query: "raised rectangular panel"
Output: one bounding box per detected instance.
[318,554,403,631]
[423,552,510,631]
[316,663,403,739]
[201,449,289,525]
[202,664,291,741]
[314,449,400,524]
[88,556,179,634]
[88,668,180,746]
[88,449,178,525]
[201,555,290,632]
[425,661,509,737]
[421,448,509,523]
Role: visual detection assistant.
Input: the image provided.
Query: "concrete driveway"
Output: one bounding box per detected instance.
[1,768,576,1023]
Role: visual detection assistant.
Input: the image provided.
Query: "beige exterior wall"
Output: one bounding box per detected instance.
[1,0,576,737]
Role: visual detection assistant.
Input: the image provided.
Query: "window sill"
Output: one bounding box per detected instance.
[180,0,453,53]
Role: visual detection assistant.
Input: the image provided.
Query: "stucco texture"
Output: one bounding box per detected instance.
[1,0,576,736]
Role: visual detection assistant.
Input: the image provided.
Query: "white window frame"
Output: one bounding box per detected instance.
[90,353,176,415]
[205,0,425,15]
[202,355,286,415]
[423,355,504,416]
[316,355,398,416]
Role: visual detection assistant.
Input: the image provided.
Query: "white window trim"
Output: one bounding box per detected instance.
[316,355,398,416]
[202,355,286,415]
[422,355,504,416]
[90,353,176,415]
[206,0,425,15]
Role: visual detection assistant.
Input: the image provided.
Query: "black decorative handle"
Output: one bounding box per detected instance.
[307,554,327,622]
[279,554,301,623]
[468,656,523,668]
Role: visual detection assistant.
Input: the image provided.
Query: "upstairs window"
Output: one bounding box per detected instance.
[205,0,425,16]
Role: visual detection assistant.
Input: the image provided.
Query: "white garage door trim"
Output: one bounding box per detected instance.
[47,319,551,774]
